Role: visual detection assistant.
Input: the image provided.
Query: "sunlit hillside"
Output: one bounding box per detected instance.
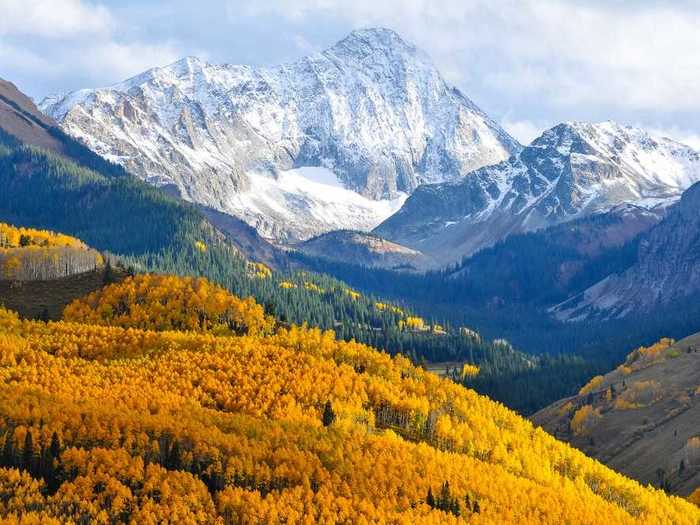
[0,276,697,523]
[0,223,102,281]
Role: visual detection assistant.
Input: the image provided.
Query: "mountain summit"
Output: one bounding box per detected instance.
[40,28,519,242]
[375,121,700,264]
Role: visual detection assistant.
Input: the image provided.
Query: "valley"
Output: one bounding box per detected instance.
[1,15,700,523]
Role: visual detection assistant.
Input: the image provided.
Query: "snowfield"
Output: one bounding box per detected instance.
[229,167,408,241]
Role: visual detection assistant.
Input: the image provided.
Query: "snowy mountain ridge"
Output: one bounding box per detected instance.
[40,28,519,242]
[375,121,700,265]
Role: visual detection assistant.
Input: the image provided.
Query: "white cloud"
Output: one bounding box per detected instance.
[78,42,180,86]
[646,126,700,150]
[501,119,545,146]
[0,0,181,95]
[238,0,700,113]
[0,0,112,37]
[2,0,699,141]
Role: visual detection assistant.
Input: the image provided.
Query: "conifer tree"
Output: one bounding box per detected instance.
[426,487,435,508]
[22,431,34,472]
[322,400,336,427]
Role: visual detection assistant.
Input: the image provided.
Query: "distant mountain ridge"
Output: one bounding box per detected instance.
[40,28,519,242]
[295,229,433,270]
[376,121,700,264]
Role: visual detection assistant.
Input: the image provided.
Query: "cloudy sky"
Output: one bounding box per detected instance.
[2,0,699,146]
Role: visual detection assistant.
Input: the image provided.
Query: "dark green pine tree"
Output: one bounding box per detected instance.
[438,481,451,511]
[2,429,15,467]
[167,439,182,470]
[103,259,115,285]
[322,400,336,427]
[49,432,61,459]
[426,487,435,508]
[22,431,34,473]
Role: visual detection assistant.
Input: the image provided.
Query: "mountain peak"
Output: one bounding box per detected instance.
[41,30,519,242]
[529,120,690,158]
[342,27,414,49]
[328,27,423,62]
[377,119,700,264]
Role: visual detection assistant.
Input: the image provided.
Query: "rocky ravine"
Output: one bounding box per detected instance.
[552,180,700,321]
[40,28,519,242]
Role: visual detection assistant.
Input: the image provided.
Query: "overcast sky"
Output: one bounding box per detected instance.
[2,0,699,146]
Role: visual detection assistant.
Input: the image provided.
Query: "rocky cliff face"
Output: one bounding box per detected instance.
[40,28,518,242]
[376,121,700,264]
[552,181,700,321]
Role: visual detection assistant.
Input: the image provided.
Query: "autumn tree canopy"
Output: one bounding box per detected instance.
[63,274,273,336]
[0,289,698,523]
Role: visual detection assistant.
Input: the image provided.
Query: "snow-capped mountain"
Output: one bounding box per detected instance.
[375,121,700,264]
[40,28,519,242]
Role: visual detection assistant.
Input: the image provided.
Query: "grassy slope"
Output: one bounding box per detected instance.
[532,333,700,496]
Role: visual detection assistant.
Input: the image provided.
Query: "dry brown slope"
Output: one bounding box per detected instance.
[0,78,65,153]
[532,333,700,496]
[296,229,434,270]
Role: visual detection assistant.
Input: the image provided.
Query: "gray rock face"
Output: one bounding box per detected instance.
[39,28,518,241]
[376,121,700,265]
[552,181,700,321]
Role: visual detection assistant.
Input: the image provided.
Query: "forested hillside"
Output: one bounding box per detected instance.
[0,223,103,281]
[0,158,560,411]
[0,275,697,523]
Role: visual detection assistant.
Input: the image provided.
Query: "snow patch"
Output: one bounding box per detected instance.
[228,167,408,241]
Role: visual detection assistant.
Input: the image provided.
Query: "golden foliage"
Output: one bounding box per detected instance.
[460,364,480,379]
[613,380,662,410]
[579,375,605,396]
[0,292,696,523]
[344,289,361,300]
[570,405,602,436]
[624,338,676,368]
[247,262,272,279]
[557,401,575,418]
[63,274,273,336]
[0,223,101,281]
[432,324,446,334]
[616,365,633,376]
[374,302,404,316]
[689,488,700,507]
[399,316,427,331]
[0,223,87,249]
[303,281,324,293]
